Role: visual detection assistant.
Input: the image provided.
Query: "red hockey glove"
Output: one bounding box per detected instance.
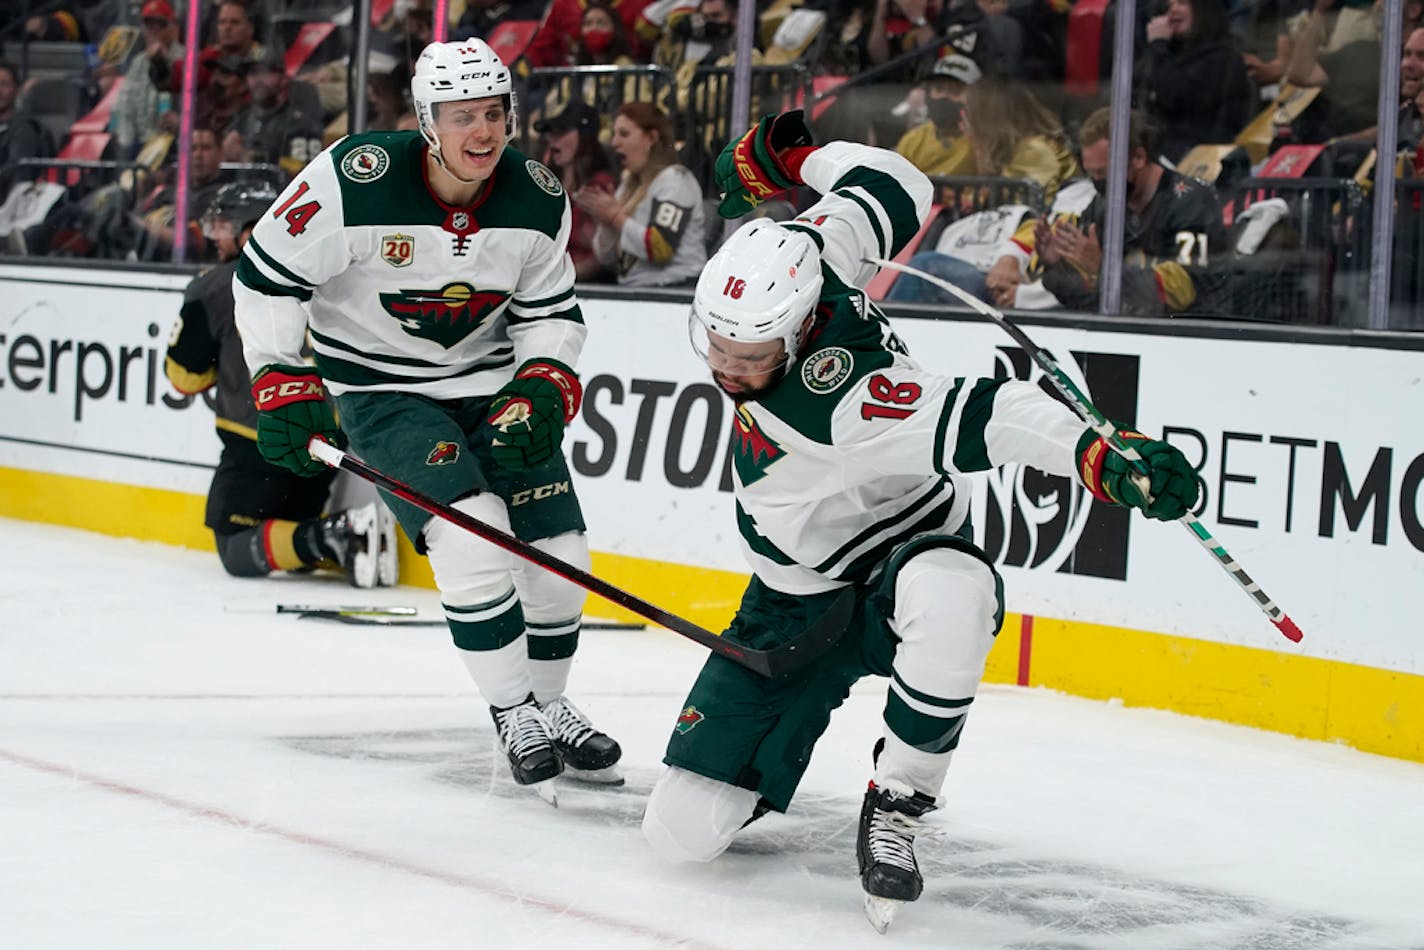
[714,110,816,218]
[251,364,344,477]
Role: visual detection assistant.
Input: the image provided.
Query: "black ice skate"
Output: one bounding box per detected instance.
[316,504,383,589]
[490,694,563,804]
[857,780,939,933]
[541,696,624,785]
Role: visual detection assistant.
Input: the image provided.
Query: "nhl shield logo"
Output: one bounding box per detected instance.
[380,233,414,268]
[451,212,470,231]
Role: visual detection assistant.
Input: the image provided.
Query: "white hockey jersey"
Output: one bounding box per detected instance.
[733,142,1089,595]
[233,131,586,397]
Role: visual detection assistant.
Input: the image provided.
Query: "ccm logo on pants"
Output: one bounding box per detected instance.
[510,481,571,506]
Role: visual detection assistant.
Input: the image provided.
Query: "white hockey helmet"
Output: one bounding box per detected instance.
[411,38,517,159]
[690,219,825,374]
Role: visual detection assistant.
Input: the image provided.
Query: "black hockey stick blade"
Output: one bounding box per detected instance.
[307,439,853,676]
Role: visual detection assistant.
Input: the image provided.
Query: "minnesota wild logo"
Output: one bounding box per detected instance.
[731,404,784,486]
[674,706,704,734]
[378,282,511,349]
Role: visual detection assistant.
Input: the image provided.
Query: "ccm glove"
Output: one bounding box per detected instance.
[1076,428,1199,521]
[714,109,816,218]
[251,364,344,477]
[487,359,582,471]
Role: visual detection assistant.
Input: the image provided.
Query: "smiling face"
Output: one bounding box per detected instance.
[1403,28,1424,101]
[432,95,508,184]
[610,114,656,174]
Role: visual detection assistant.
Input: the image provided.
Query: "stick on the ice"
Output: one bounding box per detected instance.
[283,608,647,631]
[867,256,1303,643]
[307,439,853,675]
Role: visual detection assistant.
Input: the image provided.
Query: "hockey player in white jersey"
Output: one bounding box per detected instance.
[232,39,620,799]
[640,111,1199,930]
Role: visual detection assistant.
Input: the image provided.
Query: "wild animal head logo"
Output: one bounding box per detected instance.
[426,441,460,465]
[378,282,511,348]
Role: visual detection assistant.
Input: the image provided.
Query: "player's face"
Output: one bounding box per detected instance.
[435,96,508,182]
[704,332,789,402]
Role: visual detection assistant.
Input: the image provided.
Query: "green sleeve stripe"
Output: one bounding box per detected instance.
[511,287,576,310]
[737,503,796,565]
[952,379,1008,473]
[315,350,515,387]
[838,189,887,259]
[308,328,509,368]
[246,236,316,288]
[236,255,312,301]
[832,167,922,256]
[782,222,825,252]
[506,304,584,325]
[813,479,950,574]
[932,378,965,476]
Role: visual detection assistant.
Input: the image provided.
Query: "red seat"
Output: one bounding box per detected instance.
[864,203,944,301]
[1065,0,1109,99]
[488,21,539,64]
[285,22,337,75]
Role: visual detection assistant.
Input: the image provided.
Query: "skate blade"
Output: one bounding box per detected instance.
[863,894,904,934]
[533,778,558,807]
[562,765,625,786]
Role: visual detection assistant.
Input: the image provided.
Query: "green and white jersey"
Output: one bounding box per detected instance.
[233,131,585,397]
[731,142,1087,595]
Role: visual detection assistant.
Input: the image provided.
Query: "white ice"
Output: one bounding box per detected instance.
[2,518,1422,950]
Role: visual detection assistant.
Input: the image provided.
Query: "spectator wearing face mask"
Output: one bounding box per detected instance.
[656,0,764,114]
[524,0,653,67]
[894,53,980,176]
[1034,107,1228,318]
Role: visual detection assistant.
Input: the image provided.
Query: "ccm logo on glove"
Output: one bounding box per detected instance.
[254,370,327,409]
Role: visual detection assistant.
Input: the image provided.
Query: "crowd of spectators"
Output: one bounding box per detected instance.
[2,0,1423,325]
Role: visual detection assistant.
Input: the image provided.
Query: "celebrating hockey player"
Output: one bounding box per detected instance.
[165,181,398,588]
[640,111,1200,930]
[232,39,621,799]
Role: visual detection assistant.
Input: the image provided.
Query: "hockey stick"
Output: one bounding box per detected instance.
[280,607,646,631]
[306,439,854,675]
[868,257,1303,643]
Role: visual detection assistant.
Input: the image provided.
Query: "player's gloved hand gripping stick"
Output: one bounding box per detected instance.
[869,256,1303,643]
[306,439,853,676]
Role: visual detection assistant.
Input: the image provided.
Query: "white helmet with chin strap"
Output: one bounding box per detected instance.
[411,38,517,167]
[690,219,825,372]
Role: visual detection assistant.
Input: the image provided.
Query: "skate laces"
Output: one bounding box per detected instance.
[493,702,554,758]
[541,697,598,748]
[868,796,940,871]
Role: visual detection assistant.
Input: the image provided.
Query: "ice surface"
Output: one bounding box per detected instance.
[2,519,1421,949]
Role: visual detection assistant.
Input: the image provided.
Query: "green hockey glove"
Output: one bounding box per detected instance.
[251,364,344,477]
[1076,428,1199,521]
[714,110,816,218]
[487,359,582,471]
